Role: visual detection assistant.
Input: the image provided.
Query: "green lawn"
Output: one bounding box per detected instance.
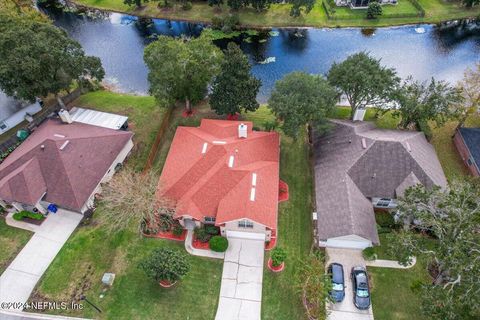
[72,0,480,28]
[369,234,436,320]
[333,1,421,20]
[74,91,166,171]
[0,217,33,274]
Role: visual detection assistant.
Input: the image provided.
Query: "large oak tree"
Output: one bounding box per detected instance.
[144,35,223,113]
[0,14,104,104]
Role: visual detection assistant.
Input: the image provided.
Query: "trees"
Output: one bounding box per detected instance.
[139,247,190,284]
[144,35,223,113]
[208,0,224,7]
[366,1,382,19]
[268,72,337,138]
[0,14,104,104]
[456,63,480,129]
[227,0,245,10]
[461,0,479,8]
[288,0,315,17]
[392,180,480,319]
[393,77,463,131]
[210,43,261,116]
[123,0,148,8]
[98,167,175,233]
[327,52,399,120]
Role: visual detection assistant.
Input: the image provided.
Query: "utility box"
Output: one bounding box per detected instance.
[102,273,115,286]
[353,108,366,121]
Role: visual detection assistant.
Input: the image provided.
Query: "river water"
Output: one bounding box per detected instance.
[43,6,480,102]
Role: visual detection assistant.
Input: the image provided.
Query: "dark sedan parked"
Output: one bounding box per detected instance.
[351,266,371,310]
[327,263,345,302]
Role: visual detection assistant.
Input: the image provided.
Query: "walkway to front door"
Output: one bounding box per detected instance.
[215,237,265,320]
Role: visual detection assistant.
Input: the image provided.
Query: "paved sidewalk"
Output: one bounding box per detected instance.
[326,248,374,320]
[184,230,225,260]
[215,238,265,320]
[0,210,82,310]
[365,257,416,269]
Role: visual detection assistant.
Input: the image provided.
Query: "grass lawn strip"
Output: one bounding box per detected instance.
[0,217,33,274]
[72,0,480,28]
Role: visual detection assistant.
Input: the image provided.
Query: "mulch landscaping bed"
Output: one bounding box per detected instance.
[278,180,289,203]
[21,217,45,225]
[142,229,187,241]
[192,238,210,250]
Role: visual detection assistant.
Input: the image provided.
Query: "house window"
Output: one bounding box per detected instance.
[238,220,254,229]
[204,216,216,224]
[376,198,392,207]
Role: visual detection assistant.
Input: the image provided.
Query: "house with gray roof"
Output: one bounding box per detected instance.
[313,119,447,249]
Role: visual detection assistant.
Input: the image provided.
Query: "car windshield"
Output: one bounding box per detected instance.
[357,289,369,298]
[332,283,343,291]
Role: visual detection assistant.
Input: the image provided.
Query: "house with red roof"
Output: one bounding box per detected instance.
[0,116,133,215]
[157,119,280,242]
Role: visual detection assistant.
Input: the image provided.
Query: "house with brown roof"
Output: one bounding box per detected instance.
[157,119,280,242]
[0,117,133,215]
[313,120,447,249]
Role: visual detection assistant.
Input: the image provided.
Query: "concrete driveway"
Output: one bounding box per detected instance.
[326,248,374,320]
[215,237,265,320]
[0,209,82,310]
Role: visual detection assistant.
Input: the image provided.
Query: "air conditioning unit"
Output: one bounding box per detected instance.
[238,123,248,138]
[58,109,73,124]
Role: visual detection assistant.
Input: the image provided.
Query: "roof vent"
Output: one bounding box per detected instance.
[54,134,66,138]
[250,187,256,201]
[406,142,412,152]
[252,173,257,186]
[201,142,208,154]
[361,138,367,149]
[228,155,234,168]
[40,145,45,150]
[212,140,226,145]
[59,140,70,150]
[238,123,248,139]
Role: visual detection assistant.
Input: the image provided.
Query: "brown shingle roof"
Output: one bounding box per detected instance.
[314,120,447,244]
[0,119,133,210]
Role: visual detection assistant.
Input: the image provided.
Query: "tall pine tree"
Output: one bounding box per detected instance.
[210,43,261,116]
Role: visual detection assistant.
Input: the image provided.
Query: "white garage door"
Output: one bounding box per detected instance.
[226,230,266,241]
[325,238,371,250]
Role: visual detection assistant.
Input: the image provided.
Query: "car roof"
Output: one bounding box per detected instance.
[330,263,344,283]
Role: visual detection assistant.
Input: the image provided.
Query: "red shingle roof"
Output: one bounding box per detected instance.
[158,119,280,229]
[0,119,133,210]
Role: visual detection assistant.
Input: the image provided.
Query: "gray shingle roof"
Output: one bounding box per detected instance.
[314,120,447,244]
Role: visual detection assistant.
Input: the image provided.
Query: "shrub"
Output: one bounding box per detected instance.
[270,247,287,267]
[362,247,377,261]
[375,211,395,228]
[13,210,44,221]
[194,227,210,243]
[205,225,220,235]
[182,1,192,10]
[139,247,190,283]
[209,236,229,252]
[172,223,184,236]
[366,1,382,19]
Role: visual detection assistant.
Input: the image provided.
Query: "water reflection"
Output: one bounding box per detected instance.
[41,5,480,102]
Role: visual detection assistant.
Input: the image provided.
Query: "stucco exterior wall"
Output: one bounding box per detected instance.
[453,130,480,177]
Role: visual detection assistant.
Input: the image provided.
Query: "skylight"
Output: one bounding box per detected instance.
[250,187,256,201]
[228,155,234,168]
[212,140,226,145]
[59,140,70,150]
[252,173,257,186]
[201,142,208,154]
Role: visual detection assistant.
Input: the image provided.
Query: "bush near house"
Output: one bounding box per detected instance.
[363,247,377,261]
[12,210,44,221]
[172,222,184,236]
[375,211,396,229]
[209,236,228,252]
[205,225,220,235]
[270,247,287,267]
[194,226,210,243]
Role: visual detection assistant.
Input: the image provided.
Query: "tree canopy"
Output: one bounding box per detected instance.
[327,52,399,119]
[210,42,261,116]
[456,63,480,128]
[139,247,190,283]
[123,0,148,8]
[393,77,463,130]
[288,0,315,17]
[0,14,104,102]
[392,180,480,319]
[366,1,382,19]
[144,35,223,112]
[268,72,337,138]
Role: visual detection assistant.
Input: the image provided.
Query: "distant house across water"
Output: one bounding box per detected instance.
[0,91,42,135]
